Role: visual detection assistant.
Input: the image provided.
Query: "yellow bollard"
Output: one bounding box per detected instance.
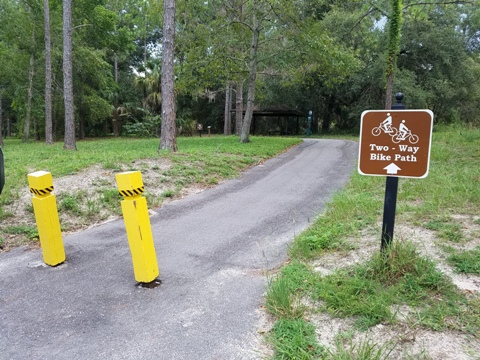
[27,171,65,266]
[115,171,159,284]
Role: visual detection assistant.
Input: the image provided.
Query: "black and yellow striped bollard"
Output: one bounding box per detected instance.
[27,171,65,266]
[115,171,159,285]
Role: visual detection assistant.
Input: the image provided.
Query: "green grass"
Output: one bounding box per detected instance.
[98,188,123,212]
[161,189,175,198]
[1,136,299,191]
[424,218,464,242]
[3,225,39,240]
[447,247,480,274]
[267,242,478,358]
[327,337,396,360]
[306,240,457,329]
[269,318,324,359]
[0,135,300,248]
[399,124,480,216]
[266,263,316,319]
[265,124,480,359]
[58,193,83,216]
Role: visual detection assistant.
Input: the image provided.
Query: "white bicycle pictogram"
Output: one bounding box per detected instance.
[391,129,419,144]
[372,117,419,144]
[371,125,398,137]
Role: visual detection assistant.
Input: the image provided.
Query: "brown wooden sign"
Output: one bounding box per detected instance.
[358,110,433,178]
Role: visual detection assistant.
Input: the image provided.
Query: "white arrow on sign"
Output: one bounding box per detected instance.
[384,163,401,175]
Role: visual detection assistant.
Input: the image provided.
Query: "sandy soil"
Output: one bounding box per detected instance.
[260,218,480,359]
[0,159,207,249]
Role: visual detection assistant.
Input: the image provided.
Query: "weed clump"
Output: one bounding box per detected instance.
[311,241,458,328]
[359,241,454,301]
[269,318,324,359]
[266,263,315,319]
[447,247,480,274]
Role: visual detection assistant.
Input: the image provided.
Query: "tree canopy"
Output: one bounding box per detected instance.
[0,0,478,146]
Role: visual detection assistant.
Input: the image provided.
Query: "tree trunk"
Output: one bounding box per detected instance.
[224,82,232,135]
[34,116,40,140]
[113,53,120,137]
[235,80,243,135]
[44,0,53,144]
[78,95,85,139]
[322,95,334,132]
[236,0,245,138]
[144,14,148,66]
[240,12,260,143]
[22,50,35,142]
[6,114,11,137]
[63,0,76,150]
[112,107,120,137]
[159,0,177,152]
[385,0,403,110]
[385,72,394,110]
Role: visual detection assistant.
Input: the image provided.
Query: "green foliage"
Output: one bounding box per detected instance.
[266,263,315,319]
[287,240,460,332]
[266,125,480,354]
[424,219,464,242]
[0,136,300,248]
[386,0,403,78]
[269,233,477,355]
[397,8,480,124]
[4,225,38,241]
[291,223,348,258]
[266,276,306,319]
[134,60,162,113]
[447,247,480,274]
[81,93,114,125]
[1,0,480,136]
[314,270,394,330]
[0,207,14,221]
[123,114,161,137]
[289,174,383,260]
[98,188,122,213]
[328,337,395,360]
[269,319,324,360]
[403,126,480,216]
[58,193,83,216]
[359,241,454,302]
[161,189,175,198]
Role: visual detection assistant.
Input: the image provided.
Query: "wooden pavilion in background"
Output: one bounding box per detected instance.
[232,106,308,135]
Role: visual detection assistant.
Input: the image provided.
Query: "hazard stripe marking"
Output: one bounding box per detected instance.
[119,187,144,197]
[30,186,54,196]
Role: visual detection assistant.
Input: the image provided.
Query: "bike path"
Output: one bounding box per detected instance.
[0,139,358,360]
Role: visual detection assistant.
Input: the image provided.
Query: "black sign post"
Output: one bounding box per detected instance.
[381,93,405,250]
[359,93,433,251]
[0,147,4,194]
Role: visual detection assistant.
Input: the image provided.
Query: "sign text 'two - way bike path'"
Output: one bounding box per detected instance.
[358,110,434,178]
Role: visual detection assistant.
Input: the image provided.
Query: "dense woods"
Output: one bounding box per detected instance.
[0,0,479,147]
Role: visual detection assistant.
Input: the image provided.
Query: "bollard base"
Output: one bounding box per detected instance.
[137,278,162,289]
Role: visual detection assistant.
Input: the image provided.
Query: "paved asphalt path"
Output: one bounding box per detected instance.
[0,139,357,360]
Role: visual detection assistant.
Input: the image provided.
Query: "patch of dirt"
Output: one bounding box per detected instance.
[293,217,480,359]
[312,220,480,294]
[307,314,480,360]
[0,159,207,250]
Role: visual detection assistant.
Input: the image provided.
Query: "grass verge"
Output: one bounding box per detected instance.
[0,135,301,249]
[265,124,480,359]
